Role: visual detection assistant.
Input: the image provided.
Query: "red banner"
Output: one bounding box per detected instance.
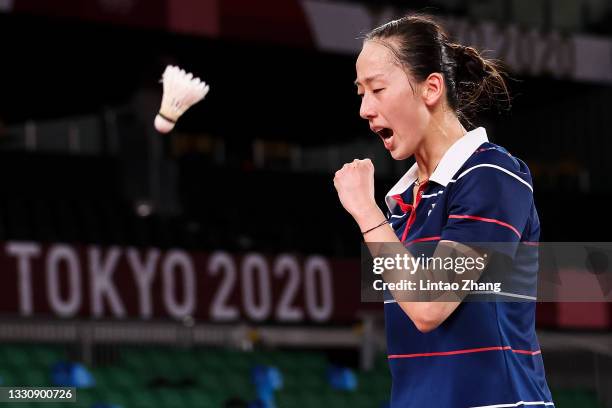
[13,0,168,29]
[1,241,608,328]
[9,0,312,45]
[0,241,371,323]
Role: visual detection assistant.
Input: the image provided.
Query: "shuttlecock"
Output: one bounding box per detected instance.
[154,65,210,133]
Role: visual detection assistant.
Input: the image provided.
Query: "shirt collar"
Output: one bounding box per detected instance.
[384,127,489,211]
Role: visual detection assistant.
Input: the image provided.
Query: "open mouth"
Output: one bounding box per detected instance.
[376,128,394,140]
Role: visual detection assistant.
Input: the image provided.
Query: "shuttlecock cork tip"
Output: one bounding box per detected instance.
[154,114,175,133]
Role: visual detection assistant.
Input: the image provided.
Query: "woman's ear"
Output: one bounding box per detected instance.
[422,73,444,107]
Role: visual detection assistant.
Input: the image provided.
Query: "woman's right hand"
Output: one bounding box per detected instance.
[333,159,379,224]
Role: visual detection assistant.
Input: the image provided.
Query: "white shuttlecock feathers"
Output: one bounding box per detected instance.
[154,65,210,133]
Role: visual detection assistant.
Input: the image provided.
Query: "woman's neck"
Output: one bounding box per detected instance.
[414,112,467,183]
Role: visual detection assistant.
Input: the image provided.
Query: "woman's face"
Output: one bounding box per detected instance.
[355,40,429,160]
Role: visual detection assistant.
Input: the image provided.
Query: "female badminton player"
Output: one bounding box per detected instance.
[333,14,554,407]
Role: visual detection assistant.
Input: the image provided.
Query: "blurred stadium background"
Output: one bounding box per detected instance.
[0,0,611,407]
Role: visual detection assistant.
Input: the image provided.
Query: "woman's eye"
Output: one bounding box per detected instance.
[357,89,383,98]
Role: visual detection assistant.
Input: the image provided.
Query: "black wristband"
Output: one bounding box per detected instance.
[361,219,390,235]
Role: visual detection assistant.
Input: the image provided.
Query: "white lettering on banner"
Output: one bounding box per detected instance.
[89,246,126,318]
[274,255,303,322]
[208,251,240,321]
[5,242,40,316]
[3,242,336,322]
[127,248,160,318]
[301,0,612,84]
[242,253,272,321]
[443,20,575,80]
[162,250,195,319]
[304,256,333,322]
[46,245,81,317]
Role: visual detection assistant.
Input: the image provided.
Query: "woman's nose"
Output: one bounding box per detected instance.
[359,94,377,120]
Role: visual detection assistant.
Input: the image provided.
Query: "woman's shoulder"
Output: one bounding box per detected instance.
[448,141,534,195]
[461,142,532,177]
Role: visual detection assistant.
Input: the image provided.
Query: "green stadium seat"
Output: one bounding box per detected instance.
[551,388,602,408]
[128,390,160,407]
[0,368,16,386]
[297,370,327,391]
[18,370,49,386]
[156,388,187,407]
[0,345,482,408]
[218,371,255,398]
[30,347,65,368]
[74,389,96,408]
[276,391,302,408]
[1,345,35,368]
[197,370,224,391]
[182,389,216,407]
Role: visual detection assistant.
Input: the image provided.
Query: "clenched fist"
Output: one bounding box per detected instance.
[333,158,377,220]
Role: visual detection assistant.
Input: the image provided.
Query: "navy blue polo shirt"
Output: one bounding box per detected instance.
[383,127,554,408]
